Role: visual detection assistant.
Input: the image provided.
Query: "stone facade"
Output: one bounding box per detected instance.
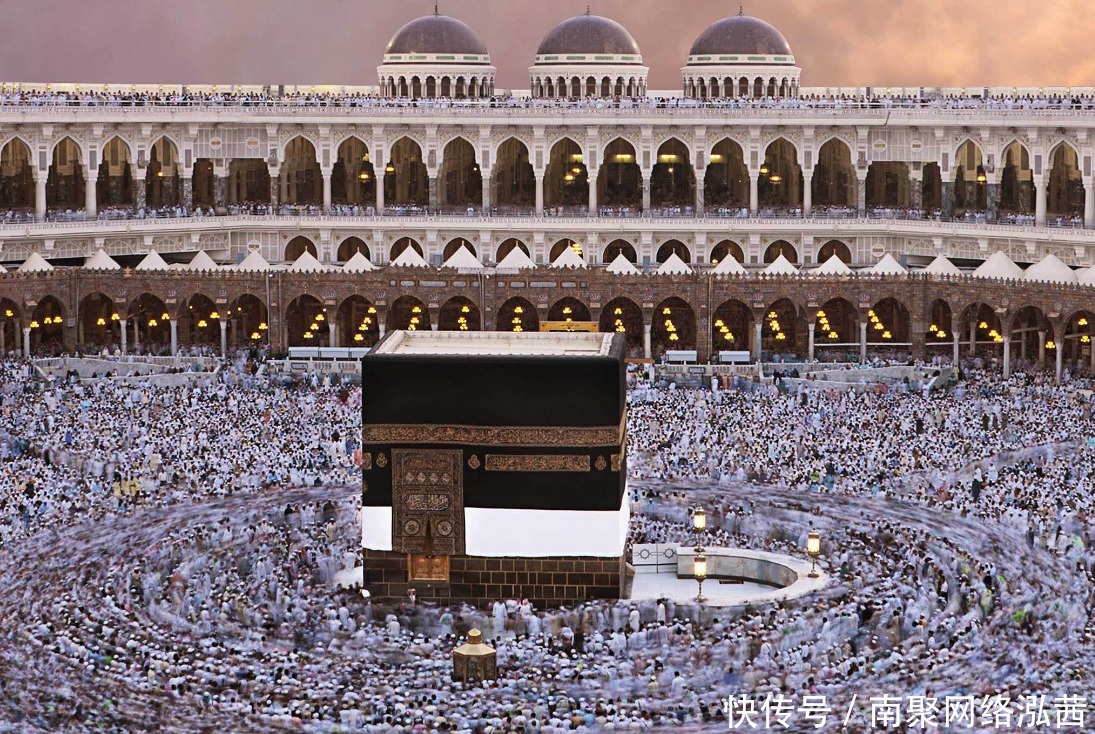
[4,268,1094,377]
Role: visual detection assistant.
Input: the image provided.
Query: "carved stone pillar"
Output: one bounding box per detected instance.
[1034,177,1047,226]
[802,171,813,217]
[588,167,599,214]
[35,173,46,220]
[135,172,147,210]
[986,183,1000,222]
[214,175,228,211]
[85,170,98,217]
[181,177,193,210]
[941,182,953,218]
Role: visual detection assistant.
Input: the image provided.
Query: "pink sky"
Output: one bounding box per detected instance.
[3,0,1092,89]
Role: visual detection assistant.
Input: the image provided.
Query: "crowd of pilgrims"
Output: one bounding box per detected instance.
[2,90,1095,111]
[0,356,1092,731]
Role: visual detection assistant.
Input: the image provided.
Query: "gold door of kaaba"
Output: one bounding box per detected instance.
[391,448,464,582]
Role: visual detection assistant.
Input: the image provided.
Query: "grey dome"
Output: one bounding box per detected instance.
[536,14,641,56]
[689,15,792,57]
[385,14,489,56]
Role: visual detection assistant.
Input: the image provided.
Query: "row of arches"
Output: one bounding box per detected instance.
[682,75,799,100]
[531,75,646,100]
[292,231,844,267]
[5,133,1087,217]
[380,74,494,100]
[8,290,1093,370]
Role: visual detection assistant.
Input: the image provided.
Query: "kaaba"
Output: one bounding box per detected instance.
[360,330,628,607]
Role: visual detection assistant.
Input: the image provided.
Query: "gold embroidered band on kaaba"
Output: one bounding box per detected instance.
[484,454,591,472]
[362,412,626,448]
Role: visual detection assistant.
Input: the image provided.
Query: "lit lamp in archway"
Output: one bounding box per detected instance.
[807,531,821,578]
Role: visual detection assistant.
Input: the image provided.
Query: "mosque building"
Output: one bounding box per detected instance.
[1,8,1094,381]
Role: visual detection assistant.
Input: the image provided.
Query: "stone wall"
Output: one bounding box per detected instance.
[363,550,624,608]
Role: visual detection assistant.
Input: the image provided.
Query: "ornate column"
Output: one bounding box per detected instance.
[181,177,193,210]
[986,182,1000,222]
[641,171,651,212]
[753,321,763,361]
[856,171,867,216]
[909,167,923,210]
[587,167,599,215]
[1002,336,1011,377]
[480,167,492,212]
[428,175,439,209]
[749,169,759,216]
[952,330,959,365]
[213,166,228,211]
[322,168,333,212]
[85,167,98,217]
[1034,176,1047,226]
[1038,330,1046,366]
[34,172,46,220]
[134,166,147,211]
[170,320,178,357]
[328,319,337,348]
[643,323,652,360]
[534,171,545,215]
[119,318,128,355]
[219,320,228,359]
[23,327,31,359]
[374,151,385,214]
[859,321,868,363]
[941,182,953,218]
[807,321,816,361]
[694,165,705,215]
[802,170,813,217]
[269,169,280,208]
[1084,176,1095,228]
[968,321,977,357]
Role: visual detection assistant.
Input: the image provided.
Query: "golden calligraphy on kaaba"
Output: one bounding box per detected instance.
[362,413,625,448]
[484,454,591,472]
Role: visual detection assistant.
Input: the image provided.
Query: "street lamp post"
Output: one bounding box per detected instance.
[692,506,707,604]
[693,553,707,604]
[807,531,821,578]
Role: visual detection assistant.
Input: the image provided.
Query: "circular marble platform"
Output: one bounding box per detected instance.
[630,546,827,607]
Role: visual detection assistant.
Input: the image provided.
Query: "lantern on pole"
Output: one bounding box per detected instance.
[693,553,708,604]
[807,531,822,578]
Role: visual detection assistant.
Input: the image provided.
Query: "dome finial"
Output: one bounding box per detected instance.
[586,4,591,15]
[434,1,439,15]
[738,5,744,16]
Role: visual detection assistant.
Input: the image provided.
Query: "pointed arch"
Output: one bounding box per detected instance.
[497,297,538,332]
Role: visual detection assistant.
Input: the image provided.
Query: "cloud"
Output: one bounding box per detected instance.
[0,0,1090,89]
